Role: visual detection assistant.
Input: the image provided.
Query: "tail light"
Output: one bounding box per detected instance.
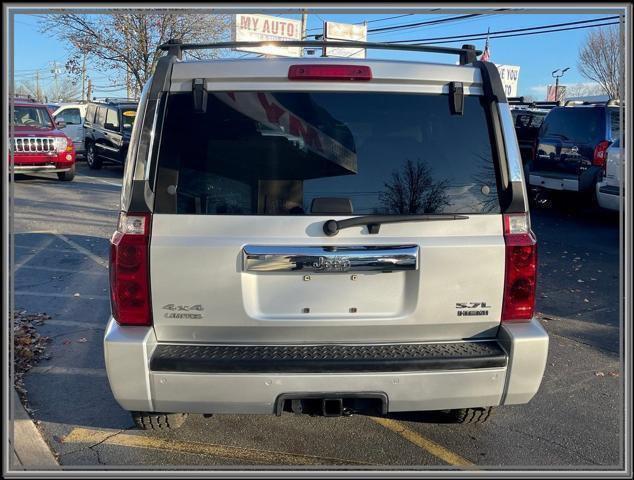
[593,140,611,169]
[502,214,537,322]
[109,212,152,326]
[288,65,372,81]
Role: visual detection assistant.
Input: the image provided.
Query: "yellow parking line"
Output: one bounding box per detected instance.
[370,417,475,469]
[63,427,372,466]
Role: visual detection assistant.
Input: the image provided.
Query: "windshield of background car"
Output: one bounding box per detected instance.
[13,106,53,128]
[122,109,137,130]
[539,108,604,144]
[154,92,501,215]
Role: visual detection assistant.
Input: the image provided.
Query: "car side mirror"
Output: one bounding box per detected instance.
[55,118,66,129]
[104,122,118,132]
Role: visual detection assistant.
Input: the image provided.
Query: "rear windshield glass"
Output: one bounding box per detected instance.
[539,108,604,143]
[154,92,500,215]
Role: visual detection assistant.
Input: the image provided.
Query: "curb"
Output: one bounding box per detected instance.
[11,390,60,470]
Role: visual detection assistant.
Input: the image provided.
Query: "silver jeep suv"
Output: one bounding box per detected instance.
[104,40,548,430]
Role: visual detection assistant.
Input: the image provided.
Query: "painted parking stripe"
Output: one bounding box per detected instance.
[15,244,87,255]
[92,178,122,187]
[370,417,475,469]
[15,291,109,300]
[13,236,55,270]
[53,233,108,268]
[62,427,372,466]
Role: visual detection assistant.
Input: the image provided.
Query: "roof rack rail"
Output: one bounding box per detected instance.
[10,93,37,102]
[92,97,138,104]
[564,99,621,107]
[158,39,482,65]
[508,99,562,110]
[531,101,563,109]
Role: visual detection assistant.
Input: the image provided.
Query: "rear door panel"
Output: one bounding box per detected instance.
[150,215,505,343]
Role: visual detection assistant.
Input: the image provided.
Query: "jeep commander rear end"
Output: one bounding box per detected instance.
[104,40,548,429]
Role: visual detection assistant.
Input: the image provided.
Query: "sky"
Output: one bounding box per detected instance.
[11,8,624,101]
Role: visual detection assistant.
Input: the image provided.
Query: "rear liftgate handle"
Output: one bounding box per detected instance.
[242,245,419,273]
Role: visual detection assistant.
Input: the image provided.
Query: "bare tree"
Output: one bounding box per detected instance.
[578,25,624,99]
[39,11,231,98]
[15,76,81,103]
[563,82,605,99]
[379,159,450,214]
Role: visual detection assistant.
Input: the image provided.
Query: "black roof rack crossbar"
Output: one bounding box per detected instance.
[158,39,481,65]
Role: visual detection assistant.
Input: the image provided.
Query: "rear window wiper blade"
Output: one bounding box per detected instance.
[323,214,469,236]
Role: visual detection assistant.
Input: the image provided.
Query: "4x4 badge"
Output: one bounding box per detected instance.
[161,304,204,319]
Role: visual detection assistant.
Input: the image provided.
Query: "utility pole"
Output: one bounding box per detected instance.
[300,9,308,57]
[81,53,87,101]
[50,61,61,98]
[35,69,41,102]
[87,78,92,102]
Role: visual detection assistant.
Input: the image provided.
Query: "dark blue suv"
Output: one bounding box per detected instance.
[528,101,621,202]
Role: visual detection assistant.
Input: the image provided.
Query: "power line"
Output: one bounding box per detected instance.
[367,13,483,33]
[369,13,500,38]
[389,15,621,44]
[305,13,415,32]
[408,20,621,46]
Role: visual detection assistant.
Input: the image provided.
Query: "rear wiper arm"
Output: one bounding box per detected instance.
[323,214,469,236]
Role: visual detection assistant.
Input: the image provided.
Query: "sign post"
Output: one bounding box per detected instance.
[233,14,302,57]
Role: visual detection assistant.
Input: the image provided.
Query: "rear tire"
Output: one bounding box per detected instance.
[446,406,493,424]
[86,143,102,170]
[131,412,188,430]
[57,165,75,181]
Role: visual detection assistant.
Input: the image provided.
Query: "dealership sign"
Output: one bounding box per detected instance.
[324,21,367,58]
[495,64,521,97]
[233,14,302,57]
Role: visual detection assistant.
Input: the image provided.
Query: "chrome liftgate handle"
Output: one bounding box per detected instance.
[242,245,419,273]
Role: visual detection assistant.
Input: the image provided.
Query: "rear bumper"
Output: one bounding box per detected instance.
[529,172,579,192]
[73,140,85,155]
[104,318,549,414]
[596,182,620,211]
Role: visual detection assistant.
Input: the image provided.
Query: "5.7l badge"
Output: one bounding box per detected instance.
[456,302,490,317]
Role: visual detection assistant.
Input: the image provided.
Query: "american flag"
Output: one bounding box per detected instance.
[480,28,491,62]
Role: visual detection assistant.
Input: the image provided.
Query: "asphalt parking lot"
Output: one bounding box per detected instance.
[12,162,623,469]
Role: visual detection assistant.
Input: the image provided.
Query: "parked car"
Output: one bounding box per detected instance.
[10,97,76,181]
[596,138,623,211]
[83,98,138,169]
[104,41,547,430]
[511,107,549,165]
[509,98,561,179]
[528,101,621,203]
[53,102,87,157]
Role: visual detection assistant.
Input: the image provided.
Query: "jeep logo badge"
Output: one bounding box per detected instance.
[312,256,352,272]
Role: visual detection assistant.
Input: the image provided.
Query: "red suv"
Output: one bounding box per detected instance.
[10,97,76,181]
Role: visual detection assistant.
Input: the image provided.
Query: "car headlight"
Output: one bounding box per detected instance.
[53,137,69,152]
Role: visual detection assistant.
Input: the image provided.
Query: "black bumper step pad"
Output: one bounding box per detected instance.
[150,341,507,374]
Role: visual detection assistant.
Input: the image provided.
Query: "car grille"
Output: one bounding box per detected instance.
[14,137,56,153]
